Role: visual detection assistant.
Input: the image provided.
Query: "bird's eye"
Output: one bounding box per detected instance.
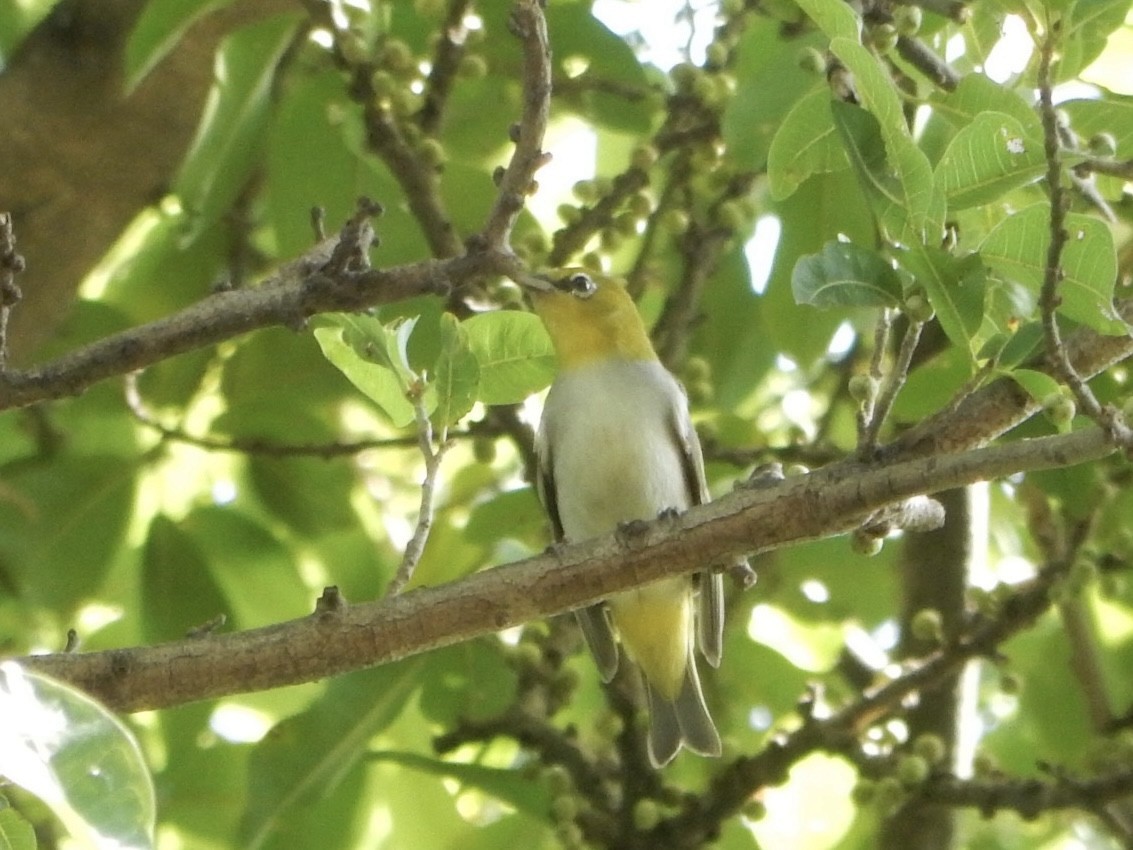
[566,273,597,298]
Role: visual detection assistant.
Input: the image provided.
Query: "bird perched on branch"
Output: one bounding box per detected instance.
[518,267,724,767]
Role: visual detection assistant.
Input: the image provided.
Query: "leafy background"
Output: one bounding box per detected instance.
[1,0,1132,848]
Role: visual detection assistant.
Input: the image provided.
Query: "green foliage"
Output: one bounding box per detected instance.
[3,0,1133,847]
[0,664,155,849]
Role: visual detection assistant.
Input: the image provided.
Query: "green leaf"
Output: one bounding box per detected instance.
[829,39,940,243]
[980,203,1127,335]
[1057,0,1131,81]
[762,169,874,366]
[240,661,423,849]
[1007,368,1064,404]
[247,455,359,538]
[464,488,546,547]
[793,0,861,40]
[830,100,941,246]
[691,247,775,410]
[432,313,480,428]
[463,311,555,404]
[124,0,229,92]
[312,317,418,428]
[935,112,1047,209]
[1061,97,1133,158]
[995,321,1045,369]
[543,5,652,133]
[174,13,301,231]
[893,347,973,422]
[724,20,830,172]
[419,643,518,724]
[767,87,847,200]
[141,515,231,642]
[934,73,1041,136]
[0,807,36,850]
[476,3,651,134]
[181,507,311,626]
[791,241,904,308]
[0,455,136,611]
[895,246,986,350]
[368,752,551,819]
[0,663,156,850]
[221,327,356,413]
[266,70,418,259]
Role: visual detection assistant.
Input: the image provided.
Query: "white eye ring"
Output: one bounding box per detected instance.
[565,273,597,298]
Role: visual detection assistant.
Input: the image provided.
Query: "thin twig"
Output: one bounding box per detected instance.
[656,556,1069,845]
[1077,158,1133,180]
[857,309,893,445]
[123,371,445,458]
[0,212,25,371]
[860,316,923,458]
[1059,596,1115,731]
[386,390,452,595]
[300,0,463,259]
[416,0,473,136]
[1036,21,1131,447]
[476,0,553,252]
[896,36,960,91]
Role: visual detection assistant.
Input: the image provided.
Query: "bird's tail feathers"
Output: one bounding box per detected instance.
[645,659,721,767]
[575,605,619,682]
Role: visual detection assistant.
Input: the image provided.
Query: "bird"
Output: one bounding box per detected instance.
[520,267,724,767]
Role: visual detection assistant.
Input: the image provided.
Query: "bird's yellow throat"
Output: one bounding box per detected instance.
[530,274,657,369]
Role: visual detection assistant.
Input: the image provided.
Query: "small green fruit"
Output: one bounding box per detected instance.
[1042,393,1076,428]
[1088,132,1118,158]
[660,209,690,235]
[551,794,579,822]
[633,799,662,831]
[893,5,923,36]
[543,764,572,794]
[337,32,369,66]
[897,754,930,787]
[851,779,877,805]
[418,137,446,169]
[472,437,496,465]
[797,46,827,75]
[904,291,935,323]
[381,39,415,74]
[870,23,900,54]
[875,775,905,811]
[631,145,659,171]
[706,42,729,68]
[458,54,488,79]
[910,608,944,643]
[913,734,947,765]
[685,356,712,382]
[851,529,884,556]
[716,200,747,231]
[848,374,879,404]
[557,204,582,226]
[741,798,767,821]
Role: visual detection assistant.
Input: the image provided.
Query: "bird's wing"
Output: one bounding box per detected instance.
[536,427,620,680]
[670,390,725,668]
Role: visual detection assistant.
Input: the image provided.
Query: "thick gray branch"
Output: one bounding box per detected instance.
[16,425,1118,712]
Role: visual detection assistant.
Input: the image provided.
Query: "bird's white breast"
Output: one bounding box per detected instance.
[539,359,691,542]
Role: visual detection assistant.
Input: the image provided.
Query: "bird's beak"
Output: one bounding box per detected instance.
[510,270,555,292]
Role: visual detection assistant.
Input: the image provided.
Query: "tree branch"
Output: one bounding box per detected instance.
[0,215,528,411]
[14,424,1120,712]
[476,0,552,251]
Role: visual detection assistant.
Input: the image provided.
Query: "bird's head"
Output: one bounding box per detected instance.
[515,268,656,368]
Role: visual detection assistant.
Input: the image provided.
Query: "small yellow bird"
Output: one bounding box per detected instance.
[521,268,724,767]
